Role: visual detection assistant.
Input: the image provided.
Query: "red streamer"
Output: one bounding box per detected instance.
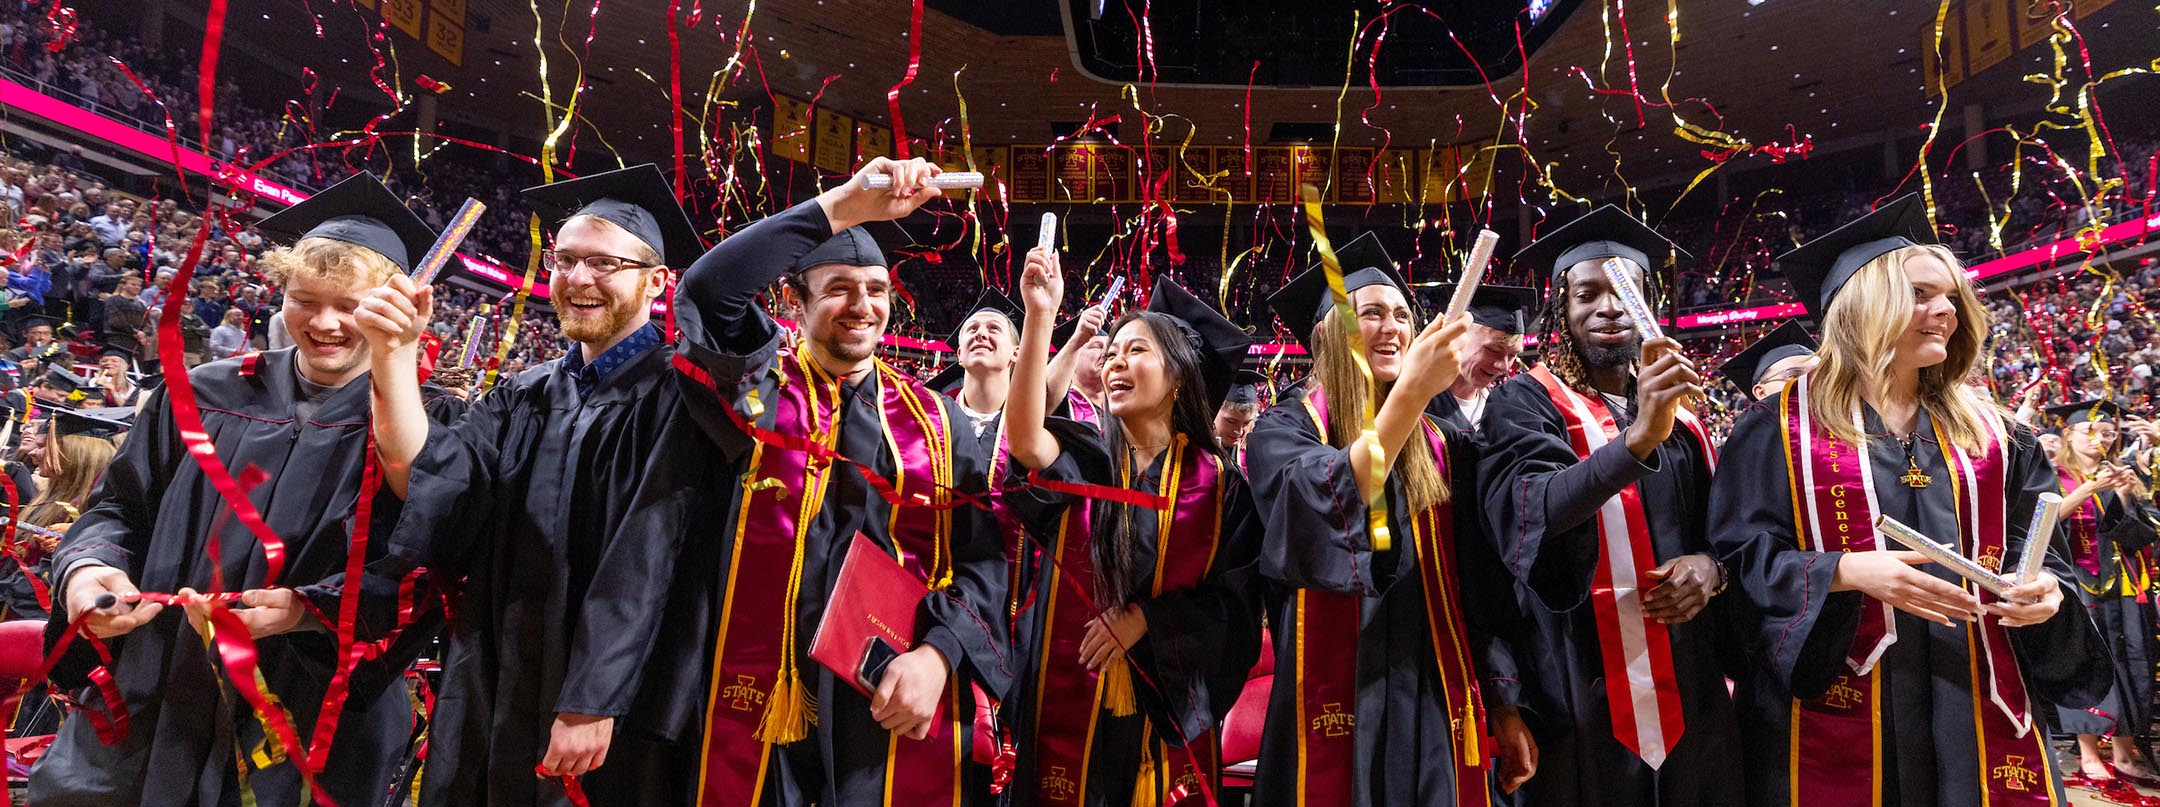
[885,0,925,158]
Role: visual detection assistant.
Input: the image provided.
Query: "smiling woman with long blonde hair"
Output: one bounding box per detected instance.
[1707,196,2108,805]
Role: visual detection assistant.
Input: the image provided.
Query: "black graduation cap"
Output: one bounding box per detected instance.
[1512,205,1690,280]
[1774,194,1934,317]
[98,343,134,365]
[1224,369,1267,407]
[9,314,60,337]
[794,226,887,274]
[523,164,704,268]
[926,363,965,395]
[255,172,439,273]
[2046,399,2127,426]
[38,365,87,394]
[1437,283,1538,335]
[1717,320,1819,398]
[53,406,133,440]
[1267,232,1413,348]
[1147,277,1254,409]
[948,288,1024,348]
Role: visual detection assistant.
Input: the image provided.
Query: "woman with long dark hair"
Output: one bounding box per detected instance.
[1245,233,1535,806]
[998,248,1263,807]
[1707,196,2106,804]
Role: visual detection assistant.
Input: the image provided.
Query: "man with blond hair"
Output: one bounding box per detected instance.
[36,173,448,807]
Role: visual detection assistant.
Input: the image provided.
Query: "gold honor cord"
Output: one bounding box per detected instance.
[1299,185,1391,552]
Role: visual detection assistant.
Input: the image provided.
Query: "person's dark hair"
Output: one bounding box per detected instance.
[1088,310,1225,608]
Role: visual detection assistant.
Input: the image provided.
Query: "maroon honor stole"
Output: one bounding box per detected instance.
[1025,435,1227,807]
[1778,374,2057,806]
[695,345,967,807]
[2057,469,2105,583]
[1527,365,1711,769]
[1288,389,1493,806]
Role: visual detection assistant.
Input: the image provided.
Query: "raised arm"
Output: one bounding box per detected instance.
[354,273,435,498]
[1042,304,1105,414]
[1004,247,1066,470]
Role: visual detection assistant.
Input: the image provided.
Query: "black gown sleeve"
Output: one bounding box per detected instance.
[2096,490,2160,556]
[1701,393,1856,699]
[1475,376,1663,612]
[1245,390,1399,597]
[672,200,832,382]
[912,393,1015,696]
[2002,421,2109,709]
[44,386,177,680]
[1448,434,1531,712]
[296,374,516,640]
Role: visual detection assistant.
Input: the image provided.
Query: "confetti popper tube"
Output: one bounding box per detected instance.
[1598,257,1664,341]
[1445,229,1502,321]
[861,172,984,190]
[1038,212,1058,252]
[2014,492,2064,584]
[1096,276,1124,310]
[1876,514,2014,597]
[410,198,486,285]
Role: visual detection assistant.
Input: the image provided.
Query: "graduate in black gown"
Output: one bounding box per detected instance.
[1249,233,1536,806]
[672,157,1011,807]
[1705,196,2107,806]
[274,164,728,807]
[32,172,443,807]
[1212,370,1265,469]
[1424,284,1533,432]
[1476,207,1741,807]
[2035,399,2160,790]
[1715,320,1818,404]
[997,252,1263,807]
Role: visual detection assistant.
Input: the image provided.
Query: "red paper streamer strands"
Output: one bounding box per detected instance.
[886,0,924,158]
[194,0,226,148]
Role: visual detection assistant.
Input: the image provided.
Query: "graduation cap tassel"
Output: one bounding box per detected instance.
[1101,658,1139,717]
[1129,739,1159,807]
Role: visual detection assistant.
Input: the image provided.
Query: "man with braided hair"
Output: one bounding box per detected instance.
[1474,206,1741,807]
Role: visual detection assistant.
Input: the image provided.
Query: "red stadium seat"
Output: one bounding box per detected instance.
[0,620,46,680]
[1219,627,1274,783]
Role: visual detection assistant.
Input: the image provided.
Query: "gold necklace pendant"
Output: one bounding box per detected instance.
[1901,455,1933,489]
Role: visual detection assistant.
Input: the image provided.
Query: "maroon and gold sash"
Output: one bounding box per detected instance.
[2057,469,2104,581]
[1777,374,2057,806]
[695,344,966,807]
[1289,389,1492,807]
[1528,365,1708,770]
[1025,436,1226,807]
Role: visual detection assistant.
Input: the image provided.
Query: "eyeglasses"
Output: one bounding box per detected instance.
[541,250,656,278]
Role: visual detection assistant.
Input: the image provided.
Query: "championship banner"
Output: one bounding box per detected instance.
[424,12,464,66]
[770,97,813,165]
[813,109,854,174]
[382,0,423,38]
[855,123,894,168]
[1010,148,1051,203]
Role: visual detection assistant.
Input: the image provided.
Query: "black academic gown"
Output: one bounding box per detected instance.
[419,381,469,424]
[1474,373,1742,807]
[1707,398,2108,806]
[1248,385,1525,806]
[673,199,1012,807]
[2043,481,2156,739]
[997,419,1263,807]
[31,351,426,807]
[309,335,732,807]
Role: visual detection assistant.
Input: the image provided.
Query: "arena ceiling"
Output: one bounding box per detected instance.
[115,0,2158,201]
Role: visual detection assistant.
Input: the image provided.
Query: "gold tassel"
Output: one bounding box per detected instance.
[1130,742,1159,807]
[754,669,811,744]
[1102,660,1138,717]
[1460,701,1483,767]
